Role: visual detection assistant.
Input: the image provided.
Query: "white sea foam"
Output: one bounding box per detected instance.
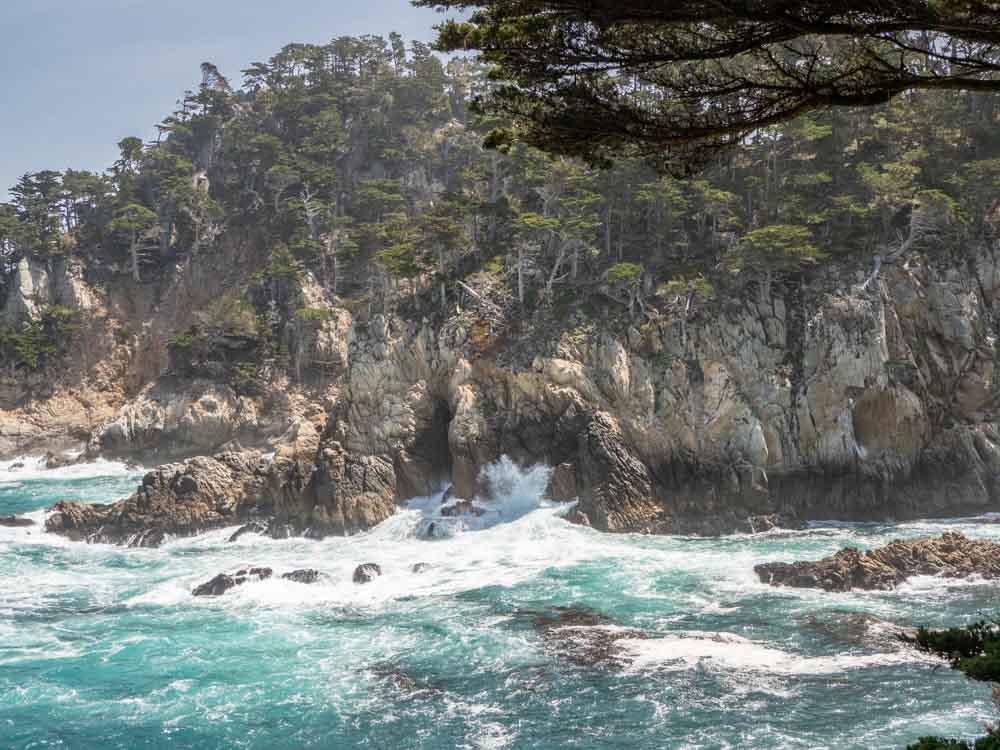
[621,630,931,675]
[0,454,140,483]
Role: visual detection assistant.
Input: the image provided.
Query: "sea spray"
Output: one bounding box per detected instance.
[479,455,553,520]
[410,456,555,538]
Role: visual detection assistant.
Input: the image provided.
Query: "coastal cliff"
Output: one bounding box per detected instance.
[18,235,1000,543]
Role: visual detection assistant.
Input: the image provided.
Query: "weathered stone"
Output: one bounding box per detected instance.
[525,606,648,668]
[192,566,272,596]
[353,563,382,584]
[756,532,1000,591]
[45,449,275,547]
[281,569,321,584]
[228,521,269,543]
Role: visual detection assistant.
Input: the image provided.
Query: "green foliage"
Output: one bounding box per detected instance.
[418,0,1000,169]
[725,225,827,274]
[196,294,260,339]
[658,274,715,302]
[4,29,1000,359]
[0,305,78,371]
[294,306,336,323]
[901,622,1000,749]
[606,263,643,287]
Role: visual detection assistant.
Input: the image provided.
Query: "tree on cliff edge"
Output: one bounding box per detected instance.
[413,0,1000,170]
[903,622,1000,749]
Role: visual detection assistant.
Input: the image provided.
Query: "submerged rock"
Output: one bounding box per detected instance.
[192,566,273,597]
[524,606,648,668]
[367,662,440,696]
[0,515,34,527]
[353,563,382,584]
[281,569,321,584]
[804,610,915,649]
[755,532,1000,591]
[411,562,432,574]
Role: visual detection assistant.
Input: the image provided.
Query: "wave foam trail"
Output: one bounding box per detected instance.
[0,455,139,482]
[622,631,930,676]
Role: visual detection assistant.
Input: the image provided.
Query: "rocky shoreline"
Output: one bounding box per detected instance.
[4,235,1000,541]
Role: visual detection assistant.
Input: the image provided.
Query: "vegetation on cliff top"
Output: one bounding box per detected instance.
[0,32,998,379]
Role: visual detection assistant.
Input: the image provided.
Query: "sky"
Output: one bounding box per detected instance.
[0,0,447,197]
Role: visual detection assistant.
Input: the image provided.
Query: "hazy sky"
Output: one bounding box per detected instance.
[0,0,446,196]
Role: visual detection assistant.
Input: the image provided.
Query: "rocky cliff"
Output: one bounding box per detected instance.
[12,239,1000,539]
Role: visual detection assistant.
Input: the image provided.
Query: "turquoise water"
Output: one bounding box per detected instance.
[1,456,997,750]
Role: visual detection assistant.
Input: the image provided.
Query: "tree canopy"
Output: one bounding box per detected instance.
[414,0,1000,169]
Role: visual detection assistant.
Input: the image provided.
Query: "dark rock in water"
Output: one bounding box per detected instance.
[192,566,273,596]
[746,513,806,533]
[9,462,24,471]
[756,532,1000,592]
[411,562,432,574]
[804,610,915,649]
[0,515,34,527]
[269,523,296,540]
[228,521,269,543]
[130,529,166,548]
[368,662,440,695]
[440,499,486,517]
[353,563,382,584]
[282,569,321,584]
[440,486,453,504]
[523,606,648,668]
[44,451,76,469]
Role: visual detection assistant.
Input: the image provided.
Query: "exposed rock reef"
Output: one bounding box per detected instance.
[192,567,273,597]
[9,240,1000,540]
[755,532,1000,591]
[353,563,382,584]
[45,450,277,547]
[524,606,649,668]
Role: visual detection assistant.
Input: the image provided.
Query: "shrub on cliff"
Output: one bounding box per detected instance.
[902,622,1000,749]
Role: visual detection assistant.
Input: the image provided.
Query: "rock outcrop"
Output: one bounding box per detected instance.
[525,606,648,668]
[45,450,277,547]
[281,569,322,584]
[353,563,382,584]
[192,566,273,597]
[755,532,1000,591]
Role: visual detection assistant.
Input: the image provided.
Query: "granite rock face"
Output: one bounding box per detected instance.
[328,244,1000,533]
[45,450,277,547]
[11,234,1000,541]
[755,532,1000,591]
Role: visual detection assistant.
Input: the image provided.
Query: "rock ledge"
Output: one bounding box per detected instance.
[755,532,1000,591]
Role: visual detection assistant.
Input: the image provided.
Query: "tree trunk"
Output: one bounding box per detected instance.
[130,230,141,283]
[517,245,525,306]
